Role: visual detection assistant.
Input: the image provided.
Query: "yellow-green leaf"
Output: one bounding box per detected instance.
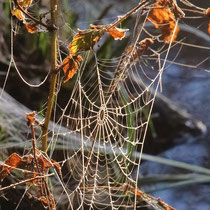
[68,29,105,55]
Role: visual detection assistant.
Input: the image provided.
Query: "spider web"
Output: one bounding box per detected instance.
[51,7,179,210]
[1,0,210,209]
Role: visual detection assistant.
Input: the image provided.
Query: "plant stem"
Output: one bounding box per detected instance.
[41,0,58,152]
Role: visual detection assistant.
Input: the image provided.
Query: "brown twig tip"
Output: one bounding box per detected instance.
[26,112,42,127]
[26,111,36,126]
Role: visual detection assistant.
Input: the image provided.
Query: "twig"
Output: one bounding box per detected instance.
[107,0,150,30]
[30,120,40,173]
[0,173,54,192]
[179,0,206,12]
[182,8,206,15]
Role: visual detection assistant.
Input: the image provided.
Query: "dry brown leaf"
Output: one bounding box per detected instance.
[0,153,22,181]
[62,55,83,82]
[32,149,61,176]
[24,23,38,33]
[107,26,128,40]
[148,0,179,43]
[12,0,38,34]
[0,150,61,183]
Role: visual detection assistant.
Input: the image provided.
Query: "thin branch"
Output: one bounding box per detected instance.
[182,8,206,15]
[0,173,54,192]
[107,0,150,30]
[179,0,206,12]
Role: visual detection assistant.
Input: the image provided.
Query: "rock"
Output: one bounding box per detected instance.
[139,137,210,209]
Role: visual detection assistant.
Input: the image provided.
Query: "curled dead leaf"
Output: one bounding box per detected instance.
[62,55,83,82]
[148,0,180,43]
[0,151,61,183]
[107,26,128,40]
[0,153,22,181]
[12,0,40,33]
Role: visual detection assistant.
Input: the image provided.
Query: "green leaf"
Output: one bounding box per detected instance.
[68,28,105,55]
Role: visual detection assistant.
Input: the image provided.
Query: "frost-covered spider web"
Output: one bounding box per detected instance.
[1,0,210,209]
[53,7,180,210]
[51,3,210,209]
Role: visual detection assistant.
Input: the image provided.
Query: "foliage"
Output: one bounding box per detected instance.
[0,0,210,209]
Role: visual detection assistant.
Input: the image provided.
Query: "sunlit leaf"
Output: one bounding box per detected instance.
[148,0,180,43]
[11,8,24,20]
[90,24,128,40]
[24,23,38,33]
[69,29,105,55]
[62,54,83,82]
[12,0,33,20]
[17,0,33,7]
[107,26,128,40]
[68,24,128,56]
